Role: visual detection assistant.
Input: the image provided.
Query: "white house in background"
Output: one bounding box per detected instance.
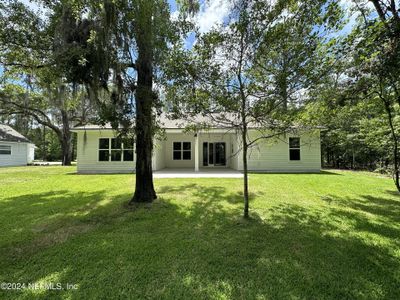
[0,125,35,167]
[71,115,322,174]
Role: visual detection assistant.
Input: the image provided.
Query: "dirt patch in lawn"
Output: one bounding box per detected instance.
[9,223,97,258]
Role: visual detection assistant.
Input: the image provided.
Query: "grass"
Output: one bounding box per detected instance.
[0,166,399,299]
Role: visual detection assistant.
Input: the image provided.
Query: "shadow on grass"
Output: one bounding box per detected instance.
[322,193,400,224]
[0,185,399,299]
[158,184,264,205]
[386,189,400,196]
[0,190,130,260]
[65,172,135,176]
[248,170,342,175]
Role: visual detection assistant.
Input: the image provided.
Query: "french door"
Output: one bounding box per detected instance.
[203,142,226,166]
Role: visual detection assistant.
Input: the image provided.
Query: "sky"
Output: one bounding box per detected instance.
[18,0,369,49]
[19,0,233,48]
[20,0,232,30]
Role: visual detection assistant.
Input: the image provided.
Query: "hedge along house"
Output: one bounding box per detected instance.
[0,124,35,167]
[71,115,322,174]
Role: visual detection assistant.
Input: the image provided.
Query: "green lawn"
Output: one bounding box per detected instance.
[0,166,399,299]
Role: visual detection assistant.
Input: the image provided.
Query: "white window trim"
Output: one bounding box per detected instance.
[0,145,12,155]
[172,142,192,161]
[289,137,301,162]
[98,138,110,162]
[98,138,134,162]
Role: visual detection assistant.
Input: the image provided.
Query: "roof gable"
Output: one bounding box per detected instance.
[0,125,32,143]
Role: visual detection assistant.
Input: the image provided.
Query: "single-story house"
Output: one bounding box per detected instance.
[71,116,322,174]
[0,124,35,167]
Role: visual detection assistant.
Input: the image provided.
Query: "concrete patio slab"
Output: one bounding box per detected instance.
[153,168,243,178]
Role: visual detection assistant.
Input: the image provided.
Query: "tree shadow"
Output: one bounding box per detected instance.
[386,189,400,197]
[0,189,128,261]
[1,185,399,299]
[249,170,342,175]
[158,183,263,205]
[322,193,400,224]
[65,172,135,176]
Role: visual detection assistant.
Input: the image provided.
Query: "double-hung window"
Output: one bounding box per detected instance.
[99,138,134,162]
[110,138,122,161]
[289,137,301,161]
[99,139,110,161]
[122,138,134,161]
[0,145,11,155]
[173,142,191,160]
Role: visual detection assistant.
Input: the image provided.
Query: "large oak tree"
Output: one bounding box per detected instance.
[52,0,197,202]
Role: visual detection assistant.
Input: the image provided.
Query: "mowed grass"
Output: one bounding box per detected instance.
[0,166,399,299]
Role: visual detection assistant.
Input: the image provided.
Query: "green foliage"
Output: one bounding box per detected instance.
[0,1,51,69]
[175,0,200,15]
[302,94,398,170]
[30,127,64,161]
[301,0,400,179]
[0,1,97,165]
[38,0,196,141]
[163,0,342,127]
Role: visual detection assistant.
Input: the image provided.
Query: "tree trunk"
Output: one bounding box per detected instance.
[61,137,72,166]
[131,81,156,203]
[239,77,249,218]
[71,134,76,162]
[280,62,289,110]
[42,125,47,161]
[130,5,157,203]
[389,120,400,192]
[381,94,400,192]
[241,92,249,218]
[60,109,72,166]
[242,132,249,219]
[394,151,400,191]
[56,130,72,166]
[370,0,387,23]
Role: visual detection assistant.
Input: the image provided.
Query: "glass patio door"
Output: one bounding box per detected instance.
[203,142,226,166]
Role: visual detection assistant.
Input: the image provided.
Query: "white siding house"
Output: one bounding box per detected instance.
[72,117,322,174]
[0,125,35,167]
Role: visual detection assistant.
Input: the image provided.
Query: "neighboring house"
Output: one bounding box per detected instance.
[0,125,35,167]
[72,116,322,174]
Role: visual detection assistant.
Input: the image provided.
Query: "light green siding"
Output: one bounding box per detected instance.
[235,130,321,172]
[74,128,321,173]
[153,139,166,171]
[76,130,135,173]
[164,133,196,168]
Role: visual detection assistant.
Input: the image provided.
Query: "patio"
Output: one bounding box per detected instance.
[153,168,243,178]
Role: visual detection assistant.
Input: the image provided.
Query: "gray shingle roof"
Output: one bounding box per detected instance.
[0,125,32,143]
[71,114,326,131]
[71,114,236,131]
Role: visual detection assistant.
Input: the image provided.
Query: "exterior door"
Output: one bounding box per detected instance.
[203,142,226,166]
[214,142,226,166]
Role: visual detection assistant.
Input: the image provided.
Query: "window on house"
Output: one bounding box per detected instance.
[99,138,134,162]
[173,142,191,160]
[0,145,11,155]
[99,139,109,161]
[122,138,134,161]
[289,137,300,161]
[111,138,122,161]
